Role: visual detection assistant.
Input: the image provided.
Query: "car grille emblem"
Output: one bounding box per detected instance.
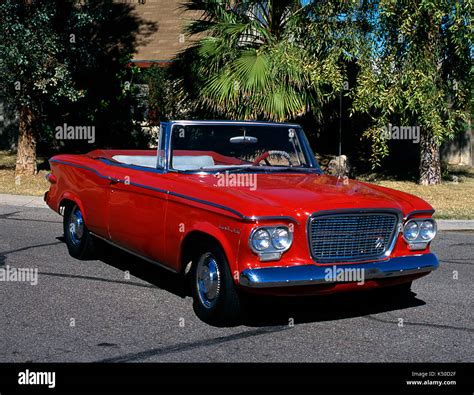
[375,237,384,250]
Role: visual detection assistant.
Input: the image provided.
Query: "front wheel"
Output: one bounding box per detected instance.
[63,203,96,260]
[191,245,242,326]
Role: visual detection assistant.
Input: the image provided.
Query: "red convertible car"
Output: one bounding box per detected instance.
[45,120,438,325]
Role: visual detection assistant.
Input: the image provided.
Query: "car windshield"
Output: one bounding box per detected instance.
[170,123,317,172]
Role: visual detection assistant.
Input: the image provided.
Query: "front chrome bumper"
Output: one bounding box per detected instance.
[239,253,439,288]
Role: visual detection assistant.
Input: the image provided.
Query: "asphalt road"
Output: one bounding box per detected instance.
[0,204,472,363]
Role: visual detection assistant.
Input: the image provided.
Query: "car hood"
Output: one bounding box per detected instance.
[184,172,433,219]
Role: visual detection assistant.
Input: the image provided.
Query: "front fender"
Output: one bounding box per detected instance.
[175,220,242,276]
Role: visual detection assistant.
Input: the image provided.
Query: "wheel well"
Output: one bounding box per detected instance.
[59,198,75,216]
[180,231,225,275]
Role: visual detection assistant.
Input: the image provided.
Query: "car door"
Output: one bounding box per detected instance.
[106,125,170,265]
[106,162,169,265]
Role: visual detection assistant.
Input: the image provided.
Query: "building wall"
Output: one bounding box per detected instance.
[123,0,199,65]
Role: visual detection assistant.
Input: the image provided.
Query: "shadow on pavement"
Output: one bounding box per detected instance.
[83,238,426,327]
[240,290,425,327]
[95,239,188,298]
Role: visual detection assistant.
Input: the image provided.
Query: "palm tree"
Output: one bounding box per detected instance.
[174,0,346,121]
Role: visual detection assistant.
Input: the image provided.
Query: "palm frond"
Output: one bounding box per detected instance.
[174,0,347,121]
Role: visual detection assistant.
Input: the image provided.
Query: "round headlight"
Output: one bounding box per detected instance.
[271,227,291,250]
[403,221,419,241]
[251,229,271,251]
[419,220,436,240]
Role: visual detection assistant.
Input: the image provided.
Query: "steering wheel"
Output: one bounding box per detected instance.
[253,150,293,166]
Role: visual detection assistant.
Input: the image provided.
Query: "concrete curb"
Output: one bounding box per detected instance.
[436,220,474,231]
[0,193,473,230]
[0,193,46,208]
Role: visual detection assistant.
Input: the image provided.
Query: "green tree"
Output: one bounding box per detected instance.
[352,0,472,185]
[0,0,154,175]
[0,0,85,175]
[135,66,184,124]
[174,0,354,122]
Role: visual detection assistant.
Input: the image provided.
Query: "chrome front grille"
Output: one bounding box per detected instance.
[308,212,398,263]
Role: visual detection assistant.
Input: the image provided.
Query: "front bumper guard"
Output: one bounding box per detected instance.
[239,253,439,288]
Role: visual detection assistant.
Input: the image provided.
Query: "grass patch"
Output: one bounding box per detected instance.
[374,166,474,220]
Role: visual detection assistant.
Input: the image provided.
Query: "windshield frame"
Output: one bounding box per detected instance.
[162,121,322,174]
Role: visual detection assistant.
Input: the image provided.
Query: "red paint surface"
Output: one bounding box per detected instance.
[46,150,435,293]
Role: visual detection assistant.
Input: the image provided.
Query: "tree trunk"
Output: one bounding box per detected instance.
[419,130,441,185]
[15,106,37,176]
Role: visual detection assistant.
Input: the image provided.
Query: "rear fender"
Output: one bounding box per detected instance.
[59,192,87,224]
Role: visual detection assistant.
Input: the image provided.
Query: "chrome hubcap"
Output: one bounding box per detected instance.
[68,206,84,246]
[196,253,221,309]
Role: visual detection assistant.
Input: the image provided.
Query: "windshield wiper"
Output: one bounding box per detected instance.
[266,166,319,173]
[180,166,319,174]
[214,166,269,173]
[216,166,318,174]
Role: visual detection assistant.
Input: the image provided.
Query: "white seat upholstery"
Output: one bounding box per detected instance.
[112,154,215,170]
[112,155,157,168]
[173,155,215,170]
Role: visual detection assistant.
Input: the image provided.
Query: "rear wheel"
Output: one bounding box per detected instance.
[63,203,96,260]
[191,245,242,326]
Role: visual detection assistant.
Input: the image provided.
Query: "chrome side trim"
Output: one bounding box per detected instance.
[91,233,178,273]
[50,159,117,182]
[50,159,298,225]
[166,120,302,127]
[50,159,243,219]
[168,190,245,219]
[239,253,439,288]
